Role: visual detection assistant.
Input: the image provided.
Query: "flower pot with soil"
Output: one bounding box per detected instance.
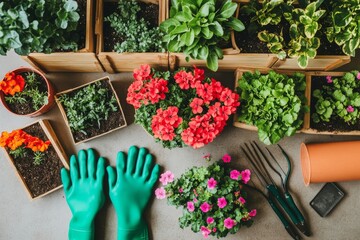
[56,77,127,144]
[163,0,243,72]
[233,68,309,145]
[0,120,69,200]
[302,70,360,135]
[0,67,54,117]
[0,0,104,72]
[96,0,168,73]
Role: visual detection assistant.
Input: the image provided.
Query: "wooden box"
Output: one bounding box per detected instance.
[22,0,104,73]
[55,77,127,144]
[96,0,168,73]
[1,120,69,200]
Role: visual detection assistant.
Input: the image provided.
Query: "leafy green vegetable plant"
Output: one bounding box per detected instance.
[160,0,245,71]
[58,80,119,135]
[105,0,165,53]
[237,70,308,145]
[0,1,81,55]
[312,71,360,125]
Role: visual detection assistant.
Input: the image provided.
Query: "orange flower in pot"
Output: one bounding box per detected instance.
[0,67,54,117]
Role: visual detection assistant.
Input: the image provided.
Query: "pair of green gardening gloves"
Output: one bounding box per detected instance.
[60,146,160,240]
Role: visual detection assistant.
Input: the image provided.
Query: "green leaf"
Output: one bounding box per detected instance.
[304,22,318,38]
[198,46,209,60]
[305,2,316,17]
[207,52,218,71]
[258,31,269,42]
[211,21,224,36]
[69,12,80,22]
[307,48,316,58]
[170,24,188,34]
[199,2,212,17]
[333,10,351,27]
[300,15,312,25]
[298,55,308,68]
[226,17,245,32]
[160,18,180,31]
[64,0,78,12]
[184,29,195,46]
[19,10,29,29]
[220,1,237,19]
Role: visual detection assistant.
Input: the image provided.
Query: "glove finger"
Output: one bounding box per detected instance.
[142,153,154,180]
[107,166,116,189]
[135,147,148,176]
[60,168,71,193]
[127,145,139,175]
[87,149,96,179]
[148,164,160,187]
[96,157,106,181]
[116,151,126,180]
[70,155,79,181]
[78,149,87,178]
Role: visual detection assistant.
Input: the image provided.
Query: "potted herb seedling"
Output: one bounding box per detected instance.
[234,69,309,145]
[161,0,244,71]
[0,67,54,117]
[0,1,102,72]
[56,77,127,144]
[0,120,69,200]
[96,0,168,73]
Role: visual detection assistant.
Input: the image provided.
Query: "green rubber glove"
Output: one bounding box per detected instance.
[107,146,160,240]
[61,149,106,240]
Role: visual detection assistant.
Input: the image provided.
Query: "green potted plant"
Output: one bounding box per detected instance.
[0,67,54,117]
[56,77,127,144]
[234,69,309,145]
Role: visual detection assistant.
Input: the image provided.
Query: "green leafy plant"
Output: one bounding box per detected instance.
[58,80,119,135]
[0,0,81,55]
[312,71,360,125]
[236,70,308,145]
[105,0,165,53]
[160,0,245,71]
[33,151,45,165]
[325,0,360,56]
[9,147,27,159]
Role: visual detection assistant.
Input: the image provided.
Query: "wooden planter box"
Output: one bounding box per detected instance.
[22,0,104,73]
[1,120,69,200]
[301,71,360,135]
[55,77,127,144]
[96,0,168,73]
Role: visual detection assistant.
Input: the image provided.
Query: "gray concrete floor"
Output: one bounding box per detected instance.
[0,51,360,240]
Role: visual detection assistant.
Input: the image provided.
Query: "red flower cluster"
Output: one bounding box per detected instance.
[0,72,26,95]
[0,129,51,152]
[151,106,183,141]
[127,64,169,109]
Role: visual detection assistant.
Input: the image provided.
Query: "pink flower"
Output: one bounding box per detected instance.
[213,228,217,232]
[206,217,214,224]
[230,170,241,180]
[224,218,236,229]
[159,170,174,185]
[241,169,251,184]
[190,98,204,114]
[187,201,195,212]
[347,105,354,113]
[222,154,231,163]
[207,177,217,189]
[326,76,333,83]
[193,198,198,203]
[239,197,246,205]
[249,209,257,217]
[155,187,166,199]
[200,226,211,238]
[200,202,211,213]
[357,72,360,80]
[203,153,211,161]
[179,188,183,193]
[217,197,227,209]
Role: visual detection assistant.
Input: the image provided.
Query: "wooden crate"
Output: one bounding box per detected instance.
[96,0,168,73]
[22,0,104,73]
[55,76,127,144]
[1,120,69,200]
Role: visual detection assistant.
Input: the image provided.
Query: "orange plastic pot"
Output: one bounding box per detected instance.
[300,141,360,186]
[0,67,54,117]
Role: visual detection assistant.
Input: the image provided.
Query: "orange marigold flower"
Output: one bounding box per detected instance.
[0,71,26,95]
[0,129,50,152]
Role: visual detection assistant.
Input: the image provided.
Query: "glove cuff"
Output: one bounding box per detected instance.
[69,228,94,240]
[117,223,149,240]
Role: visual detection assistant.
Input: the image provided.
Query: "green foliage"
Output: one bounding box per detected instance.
[33,151,45,165]
[160,0,245,71]
[326,0,360,56]
[0,1,80,55]
[312,71,360,125]
[9,147,27,159]
[105,0,164,53]
[58,80,119,135]
[237,70,308,145]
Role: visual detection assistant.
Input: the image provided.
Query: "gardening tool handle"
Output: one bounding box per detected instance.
[285,193,311,236]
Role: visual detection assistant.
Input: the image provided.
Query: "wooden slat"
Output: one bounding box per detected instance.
[272,56,351,71]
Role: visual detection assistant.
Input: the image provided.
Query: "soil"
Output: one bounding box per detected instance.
[75,0,87,50]
[103,1,159,52]
[310,76,360,132]
[8,123,63,198]
[63,80,126,143]
[5,72,48,115]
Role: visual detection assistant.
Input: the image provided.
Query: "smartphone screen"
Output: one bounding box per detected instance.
[310,183,345,217]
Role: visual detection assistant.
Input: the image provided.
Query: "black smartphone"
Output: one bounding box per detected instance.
[310,182,345,217]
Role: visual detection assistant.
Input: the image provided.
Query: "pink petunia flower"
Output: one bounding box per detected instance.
[155,187,166,199]
[357,72,360,80]
[179,188,183,193]
[207,177,217,189]
[241,169,251,184]
[206,217,214,224]
[222,154,231,163]
[200,202,211,213]
[239,197,246,205]
[203,153,212,161]
[200,226,211,238]
[213,228,217,232]
[193,198,198,203]
[230,170,241,180]
[347,105,354,113]
[224,218,236,229]
[159,170,175,185]
[326,76,333,83]
[249,209,257,217]
[187,201,195,212]
[217,197,227,209]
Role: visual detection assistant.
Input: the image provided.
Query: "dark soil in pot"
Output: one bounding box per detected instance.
[310,76,360,132]
[8,123,63,198]
[75,0,87,50]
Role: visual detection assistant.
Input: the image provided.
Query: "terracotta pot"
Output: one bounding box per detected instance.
[300,141,360,186]
[0,67,55,117]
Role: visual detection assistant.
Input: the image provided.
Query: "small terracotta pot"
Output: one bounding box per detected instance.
[300,141,360,186]
[0,67,54,117]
